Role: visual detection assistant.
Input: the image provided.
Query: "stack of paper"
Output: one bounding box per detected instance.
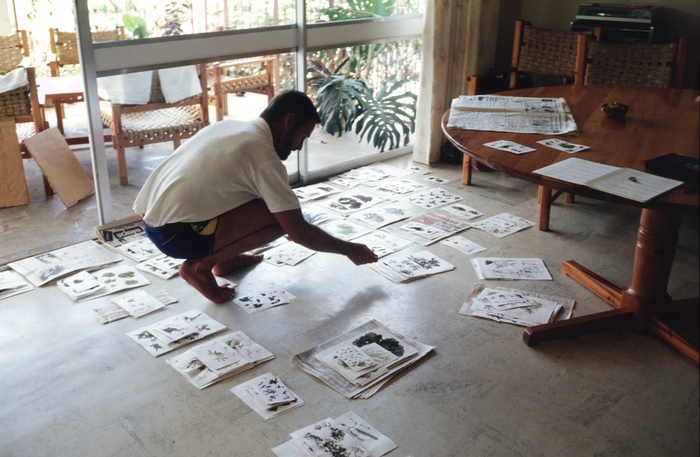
[470,213,534,238]
[115,237,161,262]
[318,191,390,214]
[319,219,372,241]
[56,264,151,301]
[460,283,575,326]
[471,257,552,280]
[233,288,295,314]
[93,290,177,325]
[291,320,434,399]
[293,183,342,202]
[264,243,316,266]
[371,250,454,284]
[231,373,304,420]
[127,309,227,356]
[402,188,463,209]
[382,212,470,245]
[348,201,417,229]
[301,205,337,226]
[373,178,428,196]
[8,240,122,287]
[166,331,274,388]
[136,254,184,280]
[338,162,412,186]
[352,232,414,258]
[0,270,34,300]
[272,411,397,457]
[111,289,165,317]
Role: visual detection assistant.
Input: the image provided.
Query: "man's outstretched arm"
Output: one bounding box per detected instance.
[272,208,378,265]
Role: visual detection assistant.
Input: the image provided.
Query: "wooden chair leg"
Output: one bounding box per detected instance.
[539,185,552,231]
[173,139,181,151]
[461,153,472,186]
[116,145,128,186]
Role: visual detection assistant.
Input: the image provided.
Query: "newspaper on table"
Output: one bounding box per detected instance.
[447,95,579,135]
[272,411,397,457]
[460,283,575,326]
[127,309,227,357]
[382,211,470,245]
[93,214,149,261]
[8,240,122,287]
[371,250,455,284]
[0,270,34,300]
[166,331,274,389]
[291,320,434,399]
[231,373,304,420]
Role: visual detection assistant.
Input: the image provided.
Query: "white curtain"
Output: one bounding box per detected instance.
[413,0,501,164]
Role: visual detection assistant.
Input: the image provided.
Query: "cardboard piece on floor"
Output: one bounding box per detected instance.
[23,127,94,208]
[0,119,29,208]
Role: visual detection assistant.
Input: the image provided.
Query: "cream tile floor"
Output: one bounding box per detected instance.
[1,105,698,456]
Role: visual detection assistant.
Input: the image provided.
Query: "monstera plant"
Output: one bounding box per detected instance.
[308,58,416,152]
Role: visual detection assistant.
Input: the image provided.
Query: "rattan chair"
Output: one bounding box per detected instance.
[468,21,584,96]
[100,64,210,185]
[0,67,52,195]
[48,27,125,76]
[0,30,30,73]
[208,56,275,121]
[578,37,688,88]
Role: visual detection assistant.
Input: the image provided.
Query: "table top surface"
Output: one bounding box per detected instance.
[36,75,84,96]
[443,85,700,209]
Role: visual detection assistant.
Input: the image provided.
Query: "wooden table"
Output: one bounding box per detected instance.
[442,85,699,364]
[36,75,111,145]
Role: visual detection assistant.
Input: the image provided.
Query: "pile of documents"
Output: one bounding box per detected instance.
[167,331,274,389]
[0,270,34,300]
[233,288,295,314]
[460,283,575,326]
[371,250,454,283]
[8,240,121,287]
[93,289,177,324]
[136,254,184,280]
[127,309,227,357]
[382,212,469,245]
[231,372,304,420]
[56,264,150,301]
[471,257,552,281]
[291,320,434,399]
[272,411,397,457]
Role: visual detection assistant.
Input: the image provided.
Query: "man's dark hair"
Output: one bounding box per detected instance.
[260,90,321,129]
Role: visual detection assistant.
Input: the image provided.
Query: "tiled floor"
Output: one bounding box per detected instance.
[1,108,698,456]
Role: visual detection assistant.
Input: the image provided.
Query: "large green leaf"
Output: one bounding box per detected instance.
[315,75,369,137]
[354,76,416,152]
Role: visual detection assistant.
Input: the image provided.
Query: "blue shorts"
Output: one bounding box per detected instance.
[143,218,218,259]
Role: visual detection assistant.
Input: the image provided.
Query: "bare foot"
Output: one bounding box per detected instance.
[179,260,236,303]
[211,253,264,277]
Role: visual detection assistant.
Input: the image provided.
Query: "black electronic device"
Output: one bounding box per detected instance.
[571,3,664,44]
[645,153,700,183]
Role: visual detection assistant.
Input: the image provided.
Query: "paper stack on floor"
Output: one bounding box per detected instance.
[460,283,575,326]
[56,264,151,301]
[291,320,434,399]
[8,240,121,287]
[371,250,454,283]
[0,270,34,300]
[471,257,552,280]
[272,411,397,457]
[231,373,304,420]
[127,309,227,357]
[166,331,274,388]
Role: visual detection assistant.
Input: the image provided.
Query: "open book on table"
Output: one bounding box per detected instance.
[534,158,683,203]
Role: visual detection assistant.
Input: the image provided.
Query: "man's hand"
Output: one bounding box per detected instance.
[346,243,379,265]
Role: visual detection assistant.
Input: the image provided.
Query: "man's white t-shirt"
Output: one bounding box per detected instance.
[133,117,300,227]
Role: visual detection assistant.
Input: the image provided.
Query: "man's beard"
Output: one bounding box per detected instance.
[275,132,294,160]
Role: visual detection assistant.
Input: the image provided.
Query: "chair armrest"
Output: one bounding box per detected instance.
[467,67,515,95]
